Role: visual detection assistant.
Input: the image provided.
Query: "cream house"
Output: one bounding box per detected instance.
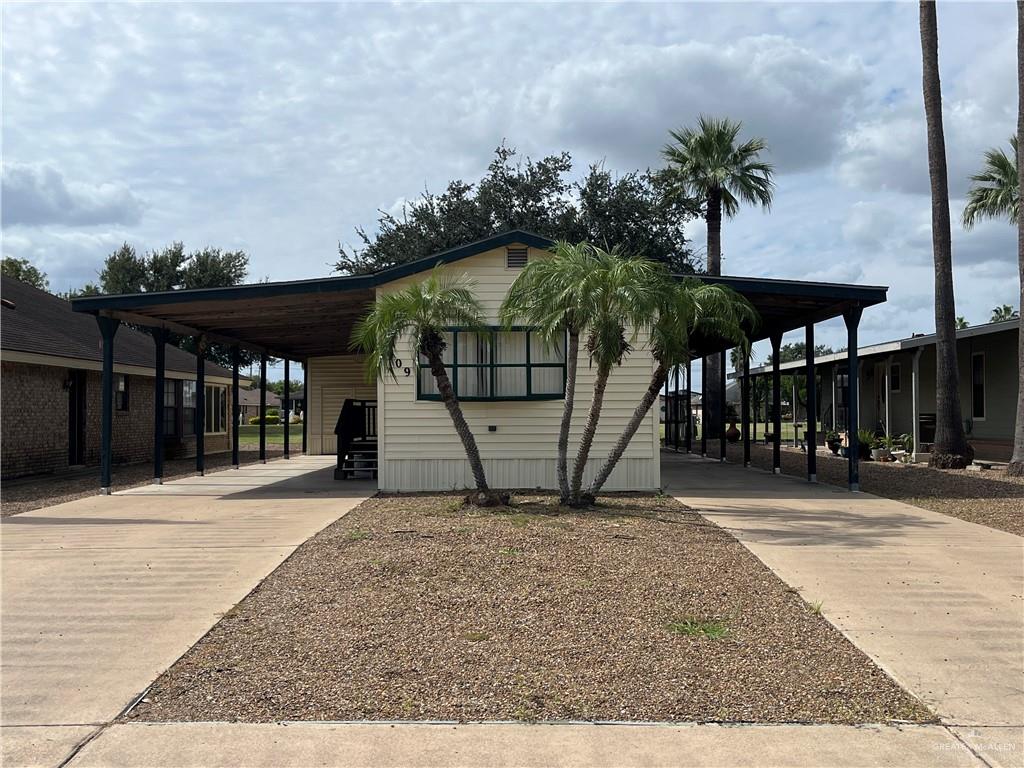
[304,234,659,491]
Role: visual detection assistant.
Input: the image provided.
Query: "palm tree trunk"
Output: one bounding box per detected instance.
[921,0,974,468]
[589,363,668,495]
[705,188,724,441]
[557,330,580,502]
[1009,0,1024,477]
[426,351,494,497]
[569,362,612,505]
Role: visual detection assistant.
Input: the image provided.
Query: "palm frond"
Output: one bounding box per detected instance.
[962,136,1019,229]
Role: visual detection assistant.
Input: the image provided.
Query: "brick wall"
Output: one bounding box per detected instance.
[1,361,68,478]
[1,361,235,480]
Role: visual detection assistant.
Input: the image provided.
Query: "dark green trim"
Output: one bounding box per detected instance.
[678,273,887,305]
[416,327,566,403]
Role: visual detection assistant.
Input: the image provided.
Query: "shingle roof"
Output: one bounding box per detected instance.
[1,276,233,378]
[238,388,281,407]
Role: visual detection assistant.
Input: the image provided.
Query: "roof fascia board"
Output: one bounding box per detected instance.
[0,349,242,385]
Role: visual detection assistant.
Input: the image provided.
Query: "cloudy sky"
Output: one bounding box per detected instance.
[2,1,1018,376]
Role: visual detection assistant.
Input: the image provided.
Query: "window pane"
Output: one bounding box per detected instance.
[495,332,526,364]
[457,332,490,365]
[890,365,901,392]
[531,335,565,364]
[183,407,195,435]
[972,355,985,418]
[494,368,526,397]
[182,381,196,407]
[531,367,564,395]
[163,380,176,407]
[457,366,491,398]
[419,367,452,397]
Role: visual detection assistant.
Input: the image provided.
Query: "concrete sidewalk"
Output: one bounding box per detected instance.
[664,453,1024,767]
[65,722,988,768]
[1,456,372,768]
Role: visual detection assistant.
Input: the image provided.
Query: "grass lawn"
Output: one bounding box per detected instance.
[237,424,304,446]
[128,493,931,724]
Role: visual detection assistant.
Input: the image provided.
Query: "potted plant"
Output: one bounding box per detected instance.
[857,428,875,460]
[826,430,841,455]
[873,434,896,462]
[725,405,740,443]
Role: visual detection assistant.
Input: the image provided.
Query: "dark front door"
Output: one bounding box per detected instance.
[68,370,87,465]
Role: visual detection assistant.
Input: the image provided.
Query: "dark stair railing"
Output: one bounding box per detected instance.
[334,399,378,480]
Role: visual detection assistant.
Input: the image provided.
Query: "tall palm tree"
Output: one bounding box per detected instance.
[920,0,973,468]
[351,267,506,505]
[661,116,774,444]
[588,278,757,496]
[962,137,1019,230]
[1012,0,1024,478]
[500,241,597,504]
[956,316,970,330]
[991,304,1020,322]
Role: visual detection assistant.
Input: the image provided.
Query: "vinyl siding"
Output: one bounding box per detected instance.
[306,354,376,455]
[375,244,660,492]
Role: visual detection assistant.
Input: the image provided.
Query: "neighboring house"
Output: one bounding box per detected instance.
[72,230,889,492]
[1,277,238,479]
[238,388,281,422]
[743,319,1021,462]
[283,387,304,418]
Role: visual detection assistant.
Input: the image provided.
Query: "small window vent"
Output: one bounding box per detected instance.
[506,246,528,269]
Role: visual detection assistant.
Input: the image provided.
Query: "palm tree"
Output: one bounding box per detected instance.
[588,278,757,496]
[661,116,774,444]
[352,266,506,505]
[567,248,665,505]
[991,304,1020,322]
[500,241,596,504]
[1012,0,1024,478]
[956,316,970,330]
[962,137,1019,229]
[920,0,973,468]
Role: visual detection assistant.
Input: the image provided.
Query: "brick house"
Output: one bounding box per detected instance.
[1,276,238,479]
[238,387,281,422]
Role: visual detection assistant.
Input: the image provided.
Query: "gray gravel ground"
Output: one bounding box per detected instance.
[128,493,932,725]
[718,443,1024,537]
[1,449,285,517]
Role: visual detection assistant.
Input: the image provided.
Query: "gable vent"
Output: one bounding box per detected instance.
[506,246,528,269]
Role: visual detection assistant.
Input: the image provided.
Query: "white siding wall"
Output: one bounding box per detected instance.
[306,354,375,455]
[376,244,660,492]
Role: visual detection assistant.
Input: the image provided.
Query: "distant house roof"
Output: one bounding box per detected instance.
[741,318,1020,377]
[238,388,281,407]
[1,276,234,380]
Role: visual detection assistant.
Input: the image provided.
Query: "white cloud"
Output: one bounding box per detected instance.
[2,163,144,227]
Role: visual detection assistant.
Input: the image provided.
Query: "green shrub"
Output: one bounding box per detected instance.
[248,415,281,425]
[266,407,279,417]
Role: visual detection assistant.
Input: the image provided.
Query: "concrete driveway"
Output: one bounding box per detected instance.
[1,456,373,768]
[664,453,1024,767]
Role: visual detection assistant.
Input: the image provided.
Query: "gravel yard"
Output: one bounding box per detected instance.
[1,449,285,517]
[128,493,931,725]
[721,443,1024,537]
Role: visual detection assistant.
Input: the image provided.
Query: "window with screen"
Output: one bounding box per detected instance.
[163,380,177,436]
[182,381,197,435]
[889,363,901,393]
[418,328,565,401]
[205,385,228,434]
[971,353,985,419]
[115,375,129,411]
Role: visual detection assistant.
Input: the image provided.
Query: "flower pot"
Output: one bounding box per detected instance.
[726,422,740,443]
[870,447,887,461]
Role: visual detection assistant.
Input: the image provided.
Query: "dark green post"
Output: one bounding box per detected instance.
[231,346,240,468]
[196,342,205,475]
[806,324,818,482]
[844,307,863,491]
[741,354,751,467]
[683,358,692,453]
[97,316,119,494]
[152,328,169,484]
[771,333,782,474]
[719,349,727,462]
[259,353,267,463]
[283,359,290,459]
[700,357,708,457]
[301,361,307,455]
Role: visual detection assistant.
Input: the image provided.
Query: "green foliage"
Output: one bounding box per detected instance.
[666,617,729,639]
[266,379,303,397]
[2,257,48,290]
[991,304,1020,322]
[661,115,775,219]
[962,136,1018,229]
[335,144,698,276]
[248,415,281,425]
[90,242,254,368]
[265,407,280,417]
[956,316,970,329]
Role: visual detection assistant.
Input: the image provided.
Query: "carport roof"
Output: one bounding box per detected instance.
[71,230,887,360]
